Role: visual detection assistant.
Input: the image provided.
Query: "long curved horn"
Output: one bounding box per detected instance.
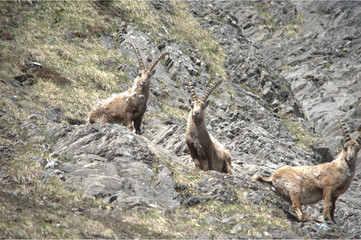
[129,43,145,71]
[201,79,222,102]
[356,135,361,145]
[338,118,352,143]
[188,76,198,101]
[147,51,169,72]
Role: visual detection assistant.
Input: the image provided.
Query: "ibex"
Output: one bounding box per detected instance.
[185,76,232,174]
[88,43,169,134]
[252,118,361,223]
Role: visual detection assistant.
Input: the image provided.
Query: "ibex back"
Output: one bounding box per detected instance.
[89,43,168,134]
[185,76,232,174]
[252,118,361,223]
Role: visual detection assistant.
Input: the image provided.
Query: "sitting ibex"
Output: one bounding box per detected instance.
[89,43,169,134]
[185,76,232,174]
[252,118,361,223]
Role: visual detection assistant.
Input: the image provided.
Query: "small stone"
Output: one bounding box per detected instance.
[45,159,58,169]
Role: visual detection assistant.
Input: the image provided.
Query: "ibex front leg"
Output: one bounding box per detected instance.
[323,187,337,223]
[133,115,143,135]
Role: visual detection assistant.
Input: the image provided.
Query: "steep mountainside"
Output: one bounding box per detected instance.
[0,1,360,238]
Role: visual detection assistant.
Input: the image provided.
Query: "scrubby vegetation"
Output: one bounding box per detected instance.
[0,0,337,238]
[0,1,225,123]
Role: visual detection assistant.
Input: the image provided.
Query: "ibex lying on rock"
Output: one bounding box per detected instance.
[89,43,168,134]
[252,118,361,223]
[185,77,232,174]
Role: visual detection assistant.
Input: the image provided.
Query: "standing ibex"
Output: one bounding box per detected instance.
[185,76,232,174]
[252,118,361,223]
[89,43,169,134]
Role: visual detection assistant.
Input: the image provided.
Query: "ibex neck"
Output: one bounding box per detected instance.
[131,82,150,100]
[187,114,211,143]
[138,86,150,98]
[334,150,357,171]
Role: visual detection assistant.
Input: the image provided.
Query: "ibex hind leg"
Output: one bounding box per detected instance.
[88,108,102,124]
[88,115,95,124]
[124,113,134,132]
[100,114,111,124]
[290,193,315,222]
[193,159,202,171]
[222,161,232,174]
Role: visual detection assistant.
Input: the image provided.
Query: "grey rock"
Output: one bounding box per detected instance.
[29,155,47,166]
[28,113,44,120]
[16,2,361,238]
[43,169,65,182]
[44,123,181,209]
[45,159,58,169]
[232,223,249,233]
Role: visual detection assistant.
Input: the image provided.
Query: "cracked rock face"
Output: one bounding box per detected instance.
[44,123,181,210]
[25,1,361,238]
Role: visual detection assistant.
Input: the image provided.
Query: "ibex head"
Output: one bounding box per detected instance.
[187,76,222,121]
[338,118,361,164]
[128,43,169,91]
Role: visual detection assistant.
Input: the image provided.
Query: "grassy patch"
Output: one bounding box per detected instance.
[114,0,226,81]
[0,1,298,238]
[256,2,304,37]
[282,64,291,72]
[0,0,226,123]
[158,98,189,123]
[0,123,113,238]
[120,187,293,238]
[0,115,162,238]
[282,116,316,149]
[0,1,134,123]
[284,12,304,37]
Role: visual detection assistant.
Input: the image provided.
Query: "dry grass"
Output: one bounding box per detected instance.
[0,1,297,238]
[113,0,227,80]
[282,116,316,149]
[0,142,111,238]
[256,2,304,37]
[121,187,292,238]
[0,0,226,122]
[0,1,130,122]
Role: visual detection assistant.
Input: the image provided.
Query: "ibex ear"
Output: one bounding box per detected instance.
[341,139,346,149]
[188,97,193,106]
[150,69,156,77]
[205,100,209,107]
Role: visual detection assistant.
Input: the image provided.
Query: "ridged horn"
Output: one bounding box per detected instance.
[188,76,198,101]
[201,79,222,102]
[148,51,169,72]
[129,43,145,71]
[356,135,361,145]
[338,118,352,143]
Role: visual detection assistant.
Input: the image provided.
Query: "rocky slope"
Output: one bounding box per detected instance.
[1,0,360,238]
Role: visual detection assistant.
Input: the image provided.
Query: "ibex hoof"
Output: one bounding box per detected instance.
[325,219,336,225]
[287,211,303,222]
